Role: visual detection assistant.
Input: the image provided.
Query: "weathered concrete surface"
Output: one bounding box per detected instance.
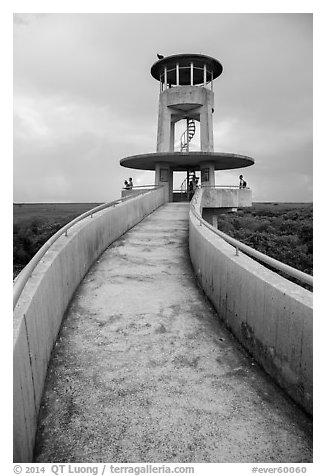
[35,203,312,463]
[157,86,214,153]
[189,190,313,414]
[13,188,165,463]
[201,186,252,209]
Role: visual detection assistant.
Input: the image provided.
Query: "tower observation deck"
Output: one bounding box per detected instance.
[120,53,254,201]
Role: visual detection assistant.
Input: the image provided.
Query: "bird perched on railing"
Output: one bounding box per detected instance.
[157,54,164,59]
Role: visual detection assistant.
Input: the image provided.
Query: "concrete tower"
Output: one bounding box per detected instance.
[121,53,254,202]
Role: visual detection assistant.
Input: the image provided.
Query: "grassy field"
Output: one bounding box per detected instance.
[13,202,313,284]
[214,202,313,289]
[13,201,312,224]
[13,203,103,278]
[252,202,312,209]
[13,202,103,225]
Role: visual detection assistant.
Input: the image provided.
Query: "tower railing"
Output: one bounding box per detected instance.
[159,65,214,90]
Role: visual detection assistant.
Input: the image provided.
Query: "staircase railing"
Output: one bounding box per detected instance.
[180,177,188,192]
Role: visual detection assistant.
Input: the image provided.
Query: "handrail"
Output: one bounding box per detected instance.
[179,177,188,192]
[13,188,160,309]
[177,183,249,193]
[122,185,160,190]
[190,188,313,288]
[201,185,251,190]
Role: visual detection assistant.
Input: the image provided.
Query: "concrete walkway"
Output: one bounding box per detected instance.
[35,203,312,463]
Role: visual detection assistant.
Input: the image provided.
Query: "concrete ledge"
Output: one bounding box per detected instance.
[201,187,252,208]
[189,201,313,415]
[13,188,165,462]
[164,84,213,108]
[121,188,153,199]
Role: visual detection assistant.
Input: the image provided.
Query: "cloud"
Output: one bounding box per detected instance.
[13,13,312,203]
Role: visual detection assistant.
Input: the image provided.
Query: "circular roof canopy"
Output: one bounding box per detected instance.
[151,54,223,85]
[120,152,254,172]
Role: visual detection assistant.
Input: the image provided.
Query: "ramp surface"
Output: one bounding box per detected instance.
[35,203,312,463]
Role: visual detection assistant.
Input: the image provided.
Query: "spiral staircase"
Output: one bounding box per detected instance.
[180,118,196,152]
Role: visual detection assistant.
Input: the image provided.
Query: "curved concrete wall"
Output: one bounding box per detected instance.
[165,85,213,108]
[13,188,165,462]
[189,204,313,415]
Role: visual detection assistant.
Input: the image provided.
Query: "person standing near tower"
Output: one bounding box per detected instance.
[239,175,247,188]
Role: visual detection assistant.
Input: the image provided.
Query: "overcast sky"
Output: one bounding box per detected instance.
[13,13,312,203]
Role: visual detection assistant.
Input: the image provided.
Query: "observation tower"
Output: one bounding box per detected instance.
[120,53,254,202]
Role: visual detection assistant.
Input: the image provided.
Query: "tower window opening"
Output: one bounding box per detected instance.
[158,65,213,88]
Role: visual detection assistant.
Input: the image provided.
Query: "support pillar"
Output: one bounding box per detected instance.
[157,94,173,152]
[170,122,175,152]
[200,105,214,152]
